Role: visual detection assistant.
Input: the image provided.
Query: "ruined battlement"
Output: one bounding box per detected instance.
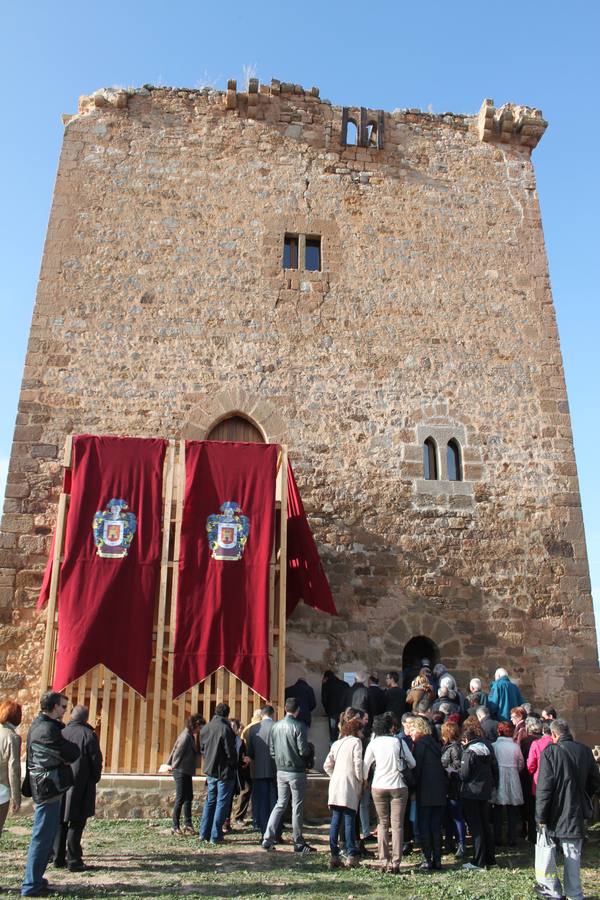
[70,79,547,152]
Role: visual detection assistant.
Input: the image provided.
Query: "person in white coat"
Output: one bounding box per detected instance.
[491,721,523,846]
[323,716,364,869]
[363,712,416,874]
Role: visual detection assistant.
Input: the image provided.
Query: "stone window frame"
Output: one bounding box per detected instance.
[412,423,476,497]
[282,232,322,272]
[261,216,339,302]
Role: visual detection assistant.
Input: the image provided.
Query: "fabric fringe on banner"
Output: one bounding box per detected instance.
[286,462,337,618]
[40,435,167,696]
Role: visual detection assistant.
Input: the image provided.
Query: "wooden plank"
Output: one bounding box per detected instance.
[39,491,68,693]
[241,680,249,726]
[150,441,176,772]
[112,678,124,773]
[216,667,224,705]
[202,677,211,724]
[76,676,86,706]
[98,667,111,764]
[165,441,185,716]
[88,667,100,729]
[191,683,199,716]
[124,687,135,772]
[137,693,148,772]
[277,446,288,717]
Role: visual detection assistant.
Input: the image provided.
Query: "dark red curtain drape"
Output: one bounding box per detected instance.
[45,435,167,695]
[173,441,278,699]
[286,462,337,618]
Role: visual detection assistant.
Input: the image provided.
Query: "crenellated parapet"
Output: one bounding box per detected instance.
[477,98,548,149]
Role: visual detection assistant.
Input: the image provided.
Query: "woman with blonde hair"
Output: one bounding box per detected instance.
[406,676,435,713]
[0,700,22,839]
[411,716,447,871]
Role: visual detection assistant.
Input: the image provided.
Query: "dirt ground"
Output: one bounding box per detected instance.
[1,818,599,899]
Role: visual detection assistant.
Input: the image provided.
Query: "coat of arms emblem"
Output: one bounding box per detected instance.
[206,501,250,561]
[92,498,137,558]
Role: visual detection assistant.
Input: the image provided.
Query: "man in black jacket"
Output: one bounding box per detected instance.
[198,703,237,844]
[284,677,316,728]
[21,691,80,898]
[458,722,499,871]
[321,670,347,742]
[535,719,600,900]
[53,706,103,872]
[384,671,405,724]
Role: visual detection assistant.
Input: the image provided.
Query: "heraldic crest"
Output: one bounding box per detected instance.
[93,498,137,558]
[206,501,250,561]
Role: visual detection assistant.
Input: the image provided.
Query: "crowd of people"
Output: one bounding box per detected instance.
[1,662,599,898]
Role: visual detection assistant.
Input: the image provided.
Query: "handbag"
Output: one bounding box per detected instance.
[534,825,558,885]
[398,738,417,790]
[31,764,73,803]
[21,765,32,799]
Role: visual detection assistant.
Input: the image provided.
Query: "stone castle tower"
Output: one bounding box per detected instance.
[1,77,599,745]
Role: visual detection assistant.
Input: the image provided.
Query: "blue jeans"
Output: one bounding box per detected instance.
[445,798,466,846]
[330,805,358,857]
[252,778,278,835]
[22,800,62,896]
[199,776,235,843]
[359,784,372,836]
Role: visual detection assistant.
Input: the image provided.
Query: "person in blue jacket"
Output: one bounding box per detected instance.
[487,669,525,723]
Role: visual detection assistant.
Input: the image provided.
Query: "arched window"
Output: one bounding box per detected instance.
[423,437,438,480]
[345,119,358,146]
[446,439,462,481]
[366,122,378,146]
[206,414,265,443]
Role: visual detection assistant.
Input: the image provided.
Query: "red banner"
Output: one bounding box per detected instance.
[173,441,278,699]
[286,463,337,618]
[50,435,167,695]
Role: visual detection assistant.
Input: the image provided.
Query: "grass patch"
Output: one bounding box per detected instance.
[1,818,598,898]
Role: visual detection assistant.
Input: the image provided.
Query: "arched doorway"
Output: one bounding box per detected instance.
[402,635,440,690]
[206,414,265,443]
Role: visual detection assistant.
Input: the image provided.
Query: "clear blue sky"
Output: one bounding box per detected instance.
[1,1,598,653]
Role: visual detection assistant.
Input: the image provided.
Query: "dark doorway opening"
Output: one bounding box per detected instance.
[206,415,265,443]
[402,635,440,690]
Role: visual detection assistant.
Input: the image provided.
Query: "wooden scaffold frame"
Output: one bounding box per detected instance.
[39,437,288,774]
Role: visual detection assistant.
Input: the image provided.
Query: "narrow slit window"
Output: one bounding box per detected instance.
[367,122,377,146]
[423,438,438,480]
[447,439,462,481]
[305,237,321,272]
[283,234,298,269]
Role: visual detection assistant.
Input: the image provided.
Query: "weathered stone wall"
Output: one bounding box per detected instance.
[1,78,599,744]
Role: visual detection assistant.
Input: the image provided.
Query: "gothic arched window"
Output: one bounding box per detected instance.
[423,437,438,480]
[447,439,462,481]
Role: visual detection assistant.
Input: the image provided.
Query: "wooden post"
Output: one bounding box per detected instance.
[150,440,175,772]
[277,446,288,716]
[39,436,73,693]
